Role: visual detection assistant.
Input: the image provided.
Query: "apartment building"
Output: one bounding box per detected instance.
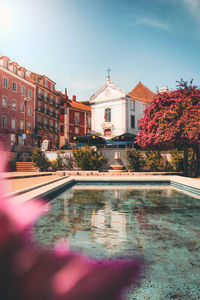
[0,56,35,150]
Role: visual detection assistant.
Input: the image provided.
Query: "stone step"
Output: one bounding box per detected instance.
[15,162,37,172]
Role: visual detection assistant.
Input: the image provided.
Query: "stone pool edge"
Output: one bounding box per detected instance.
[9,175,200,203]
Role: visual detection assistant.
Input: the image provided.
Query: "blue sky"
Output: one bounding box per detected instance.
[0,0,200,100]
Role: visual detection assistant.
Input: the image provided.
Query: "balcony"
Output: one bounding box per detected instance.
[19,129,24,135]
[44,97,49,103]
[44,124,49,130]
[37,122,44,129]
[38,93,44,100]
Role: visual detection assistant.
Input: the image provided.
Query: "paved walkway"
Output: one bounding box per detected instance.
[1,171,199,200]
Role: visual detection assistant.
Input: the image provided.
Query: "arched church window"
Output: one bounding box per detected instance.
[105,108,111,122]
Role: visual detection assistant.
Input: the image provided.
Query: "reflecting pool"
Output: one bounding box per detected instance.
[34,184,200,299]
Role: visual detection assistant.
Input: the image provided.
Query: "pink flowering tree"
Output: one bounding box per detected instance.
[136,80,200,177]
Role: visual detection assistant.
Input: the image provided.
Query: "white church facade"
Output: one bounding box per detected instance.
[90,76,154,139]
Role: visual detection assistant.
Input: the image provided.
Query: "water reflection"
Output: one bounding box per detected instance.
[34,185,200,299]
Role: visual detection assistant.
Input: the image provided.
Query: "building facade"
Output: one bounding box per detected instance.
[29,72,60,149]
[59,91,91,146]
[0,56,35,150]
[90,77,154,139]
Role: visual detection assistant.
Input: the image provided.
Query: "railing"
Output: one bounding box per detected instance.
[36,122,44,129]
[19,129,24,134]
[38,93,44,100]
[44,97,49,103]
[44,124,49,130]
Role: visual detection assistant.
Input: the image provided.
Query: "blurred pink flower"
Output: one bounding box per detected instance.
[0,149,144,300]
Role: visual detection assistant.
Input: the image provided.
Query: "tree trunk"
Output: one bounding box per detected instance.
[190,144,200,178]
[184,147,188,177]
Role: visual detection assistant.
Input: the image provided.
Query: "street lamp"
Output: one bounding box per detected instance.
[23,97,31,140]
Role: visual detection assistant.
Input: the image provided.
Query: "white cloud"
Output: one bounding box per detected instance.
[125,14,169,31]
[134,17,168,30]
[183,0,200,17]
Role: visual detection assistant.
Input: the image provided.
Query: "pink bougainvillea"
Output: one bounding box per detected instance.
[136,80,200,176]
[136,80,200,149]
[0,149,144,300]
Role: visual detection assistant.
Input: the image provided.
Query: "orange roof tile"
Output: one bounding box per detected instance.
[69,99,91,112]
[129,81,155,103]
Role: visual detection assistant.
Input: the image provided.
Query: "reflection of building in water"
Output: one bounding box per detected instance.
[91,201,127,249]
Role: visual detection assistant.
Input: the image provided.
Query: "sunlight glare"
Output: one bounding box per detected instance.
[0,4,13,31]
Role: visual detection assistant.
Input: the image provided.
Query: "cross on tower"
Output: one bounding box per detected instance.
[107,67,111,80]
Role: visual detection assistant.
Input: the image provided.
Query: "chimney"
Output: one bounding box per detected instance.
[72,95,76,101]
[65,88,68,100]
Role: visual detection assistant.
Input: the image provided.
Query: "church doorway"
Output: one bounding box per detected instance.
[104,129,111,136]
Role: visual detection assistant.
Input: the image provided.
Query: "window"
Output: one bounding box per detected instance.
[88,116,91,127]
[20,86,25,95]
[37,114,41,122]
[12,100,17,110]
[105,108,111,122]
[44,131,47,137]
[75,127,79,134]
[55,98,58,105]
[44,117,47,125]
[27,122,32,132]
[2,116,7,127]
[50,107,53,115]
[37,77,41,84]
[28,89,32,98]
[44,92,48,102]
[12,82,17,92]
[131,115,135,129]
[51,83,54,90]
[55,121,58,129]
[4,60,8,68]
[2,96,8,107]
[38,88,42,99]
[75,114,80,125]
[130,100,135,111]
[3,77,8,88]
[44,104,47,114]
[44,79,48,87]
[37,101,41,111]
[11,119,16,130]
[13,65,17,74]
[20,103,24,112]
[28,106,32,115]
[21,70,25,78]
[20,120,24,130]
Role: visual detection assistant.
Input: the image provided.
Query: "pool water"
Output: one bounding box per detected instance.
[34,184,200,300]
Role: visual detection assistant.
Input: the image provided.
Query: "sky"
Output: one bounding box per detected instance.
[0,0,200,100]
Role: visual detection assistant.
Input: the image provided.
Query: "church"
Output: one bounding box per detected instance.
[90,75,155,139]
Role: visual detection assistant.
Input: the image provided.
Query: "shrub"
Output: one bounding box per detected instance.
[125,149,145,171]
[167,150,184,171]
[72,147,107,170]
[63,154,74,170]
[145,150,162,171]
[32,149,51,171]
